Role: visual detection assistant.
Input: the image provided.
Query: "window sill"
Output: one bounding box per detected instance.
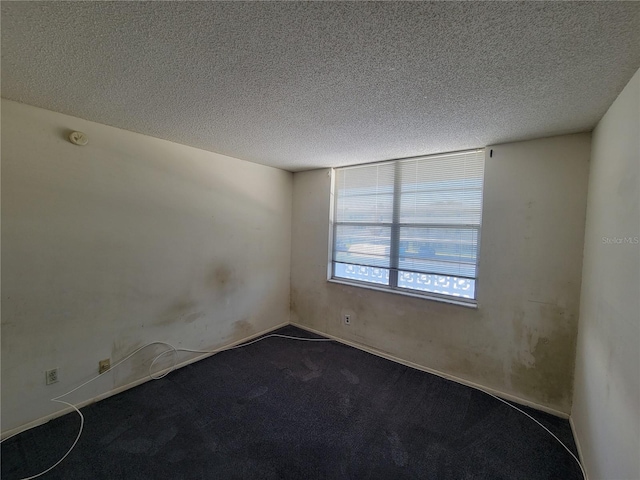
[327,278,478,309]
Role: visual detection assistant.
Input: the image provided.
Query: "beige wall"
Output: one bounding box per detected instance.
[571,69,640,480]
[291,134,590,414]
[1,100,292,433]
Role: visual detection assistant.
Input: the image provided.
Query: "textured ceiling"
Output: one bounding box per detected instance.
[2,2,639,171]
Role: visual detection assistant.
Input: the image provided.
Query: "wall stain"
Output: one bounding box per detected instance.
[442,346,504,388]
[111,336,154,387]
[212,265,232,287]
[290,287,297,313]
[184,312,203,324]
[112,338,143,362]
[207,264,245,294]
[155,298,202,326]
[290,285,332,330]
[510,304,577,408]
[232,319,254,339]
[111,339,173,387]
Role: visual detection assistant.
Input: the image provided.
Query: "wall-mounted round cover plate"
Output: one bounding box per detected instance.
[69,131,88,146]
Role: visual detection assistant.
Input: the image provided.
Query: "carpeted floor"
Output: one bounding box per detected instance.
[2,326,583,479]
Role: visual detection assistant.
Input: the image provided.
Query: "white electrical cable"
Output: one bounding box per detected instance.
[1,334,585,480]
[0,335,333,480]
[6,400,84,480]
[484,391,587,480]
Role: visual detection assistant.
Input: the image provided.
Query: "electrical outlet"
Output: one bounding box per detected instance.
[343,314,351,325]
[99,359,111,374]
[46,368,58,385]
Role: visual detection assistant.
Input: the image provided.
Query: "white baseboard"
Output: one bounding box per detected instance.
[1,321,289,440]
[291,322,570,419]
[569,416,589,480]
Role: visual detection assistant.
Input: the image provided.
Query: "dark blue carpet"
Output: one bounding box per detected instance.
[1,326,583,479]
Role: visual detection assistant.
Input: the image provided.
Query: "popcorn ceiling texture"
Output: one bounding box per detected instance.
[2,1,639,171]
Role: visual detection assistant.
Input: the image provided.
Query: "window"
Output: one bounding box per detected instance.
[330,149,485,306]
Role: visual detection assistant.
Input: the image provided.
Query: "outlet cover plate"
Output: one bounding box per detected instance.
[46,368,58,385]
[99,359,111,374]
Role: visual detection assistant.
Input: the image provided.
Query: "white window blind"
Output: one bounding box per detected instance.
[332,149,485,302]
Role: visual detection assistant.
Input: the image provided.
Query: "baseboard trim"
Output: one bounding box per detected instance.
[291,322,570,419]
[1,321,289,440]
[569,416,589,480]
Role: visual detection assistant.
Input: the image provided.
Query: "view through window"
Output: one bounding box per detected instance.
[331,149,485,303]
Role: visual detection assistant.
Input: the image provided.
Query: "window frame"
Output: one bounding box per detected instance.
[327,149,485,308]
